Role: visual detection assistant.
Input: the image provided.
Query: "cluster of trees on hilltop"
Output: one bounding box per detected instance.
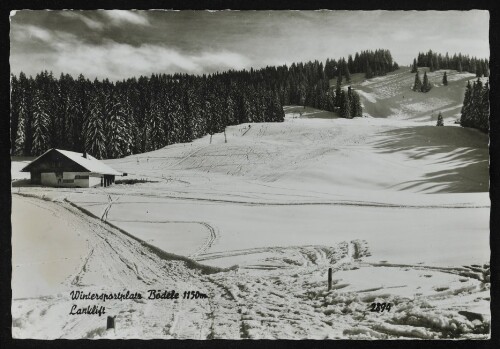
[412,70,432,93]
[412,50,489,77]
[325,49,399,81]
[460,78,489,133]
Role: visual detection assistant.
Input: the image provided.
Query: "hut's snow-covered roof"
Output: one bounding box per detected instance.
[21,148,122,176]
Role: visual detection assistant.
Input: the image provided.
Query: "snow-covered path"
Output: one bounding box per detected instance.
[12,194,240,339]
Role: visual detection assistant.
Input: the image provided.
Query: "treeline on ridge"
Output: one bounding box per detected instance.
[11,50,382,158]
[412,50,489,77]
[325,49,399,80]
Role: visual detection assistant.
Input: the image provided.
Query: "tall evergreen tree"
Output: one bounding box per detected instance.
[365,62,373,79]
[470,78,483,126]
[460,80,473,128]
[433,55,439,71]
[349,88,362,118]
[476,65,483,78]
[335,74,342,108]
[10,75,21,155]
[344,64,351,82]
[19,73,34,156]
[421,71,432,92]
[31,89,51,155]
[83,90,106,159]
[339,89,351,119]
[413,70,422,92]
[104,90,132,158]
[479,81,489,133]
[483,61,489,77]
[411,58,418,73]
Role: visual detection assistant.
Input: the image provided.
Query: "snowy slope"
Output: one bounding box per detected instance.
[11,68,490,339]
[354,67,477,123]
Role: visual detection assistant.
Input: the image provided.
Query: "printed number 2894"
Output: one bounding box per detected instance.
[370,302,392,312]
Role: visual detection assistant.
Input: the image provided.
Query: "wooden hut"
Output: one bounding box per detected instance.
[21,149,121,188]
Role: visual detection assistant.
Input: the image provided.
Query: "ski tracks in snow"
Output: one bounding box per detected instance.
[108,218,219,258]
[12,196,490,339]
[100,193,116,222]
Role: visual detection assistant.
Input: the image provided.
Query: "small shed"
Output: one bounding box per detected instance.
[21,148,122,188]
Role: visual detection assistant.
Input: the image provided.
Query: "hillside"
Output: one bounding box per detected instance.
[11,66,490,339]
[351,67,477,123]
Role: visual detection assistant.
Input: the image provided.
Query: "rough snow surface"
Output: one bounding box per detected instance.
[11,68,490,339]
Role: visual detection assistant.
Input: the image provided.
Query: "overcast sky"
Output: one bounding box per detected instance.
[10,10,489,81]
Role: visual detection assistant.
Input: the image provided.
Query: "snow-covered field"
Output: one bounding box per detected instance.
[11,69,490,339]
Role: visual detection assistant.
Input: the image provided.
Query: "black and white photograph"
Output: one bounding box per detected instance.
[8,9,492,339]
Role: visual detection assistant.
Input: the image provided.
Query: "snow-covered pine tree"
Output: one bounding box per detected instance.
[460,80,473,128]
[18,73,35,156]
[72,74,91,153]
[326,88,336,112]
[222,93,234,143]
[479,81,489,133]
[339,89,351,119]
[348,55,354,73]
[347,86,354,117]
[365,62,373,79]
[470,60,477,76]
[206,92,219,144]
[335,74,342,109]
[121,92,141,154]
[53,74,72,150]
[413,70,422,92]
[476,65,483,78]
[10,75,22,155]
[148,97,166,151]
[344,64,351,82]
[104,91,132,158]
[471,78,483,128]
[273,94,285,122]
[483,61,489,77]
[411,59,418,73]
[31,89,51,155]
[351,91,363,117]
[62,85,78,151]
[180,88,195,143]
[83,90,106,159]
[421,71,432,92]
[45,72,59,149]
[14,100,28,155]
[165,86,181,145]
[434,55,440,71]
[436,112,444,126]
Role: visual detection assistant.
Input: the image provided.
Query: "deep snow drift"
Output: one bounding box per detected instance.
[11,69,490,339]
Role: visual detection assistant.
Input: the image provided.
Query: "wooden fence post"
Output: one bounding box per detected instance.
[328,267,332,291]
[107,315,115,330]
